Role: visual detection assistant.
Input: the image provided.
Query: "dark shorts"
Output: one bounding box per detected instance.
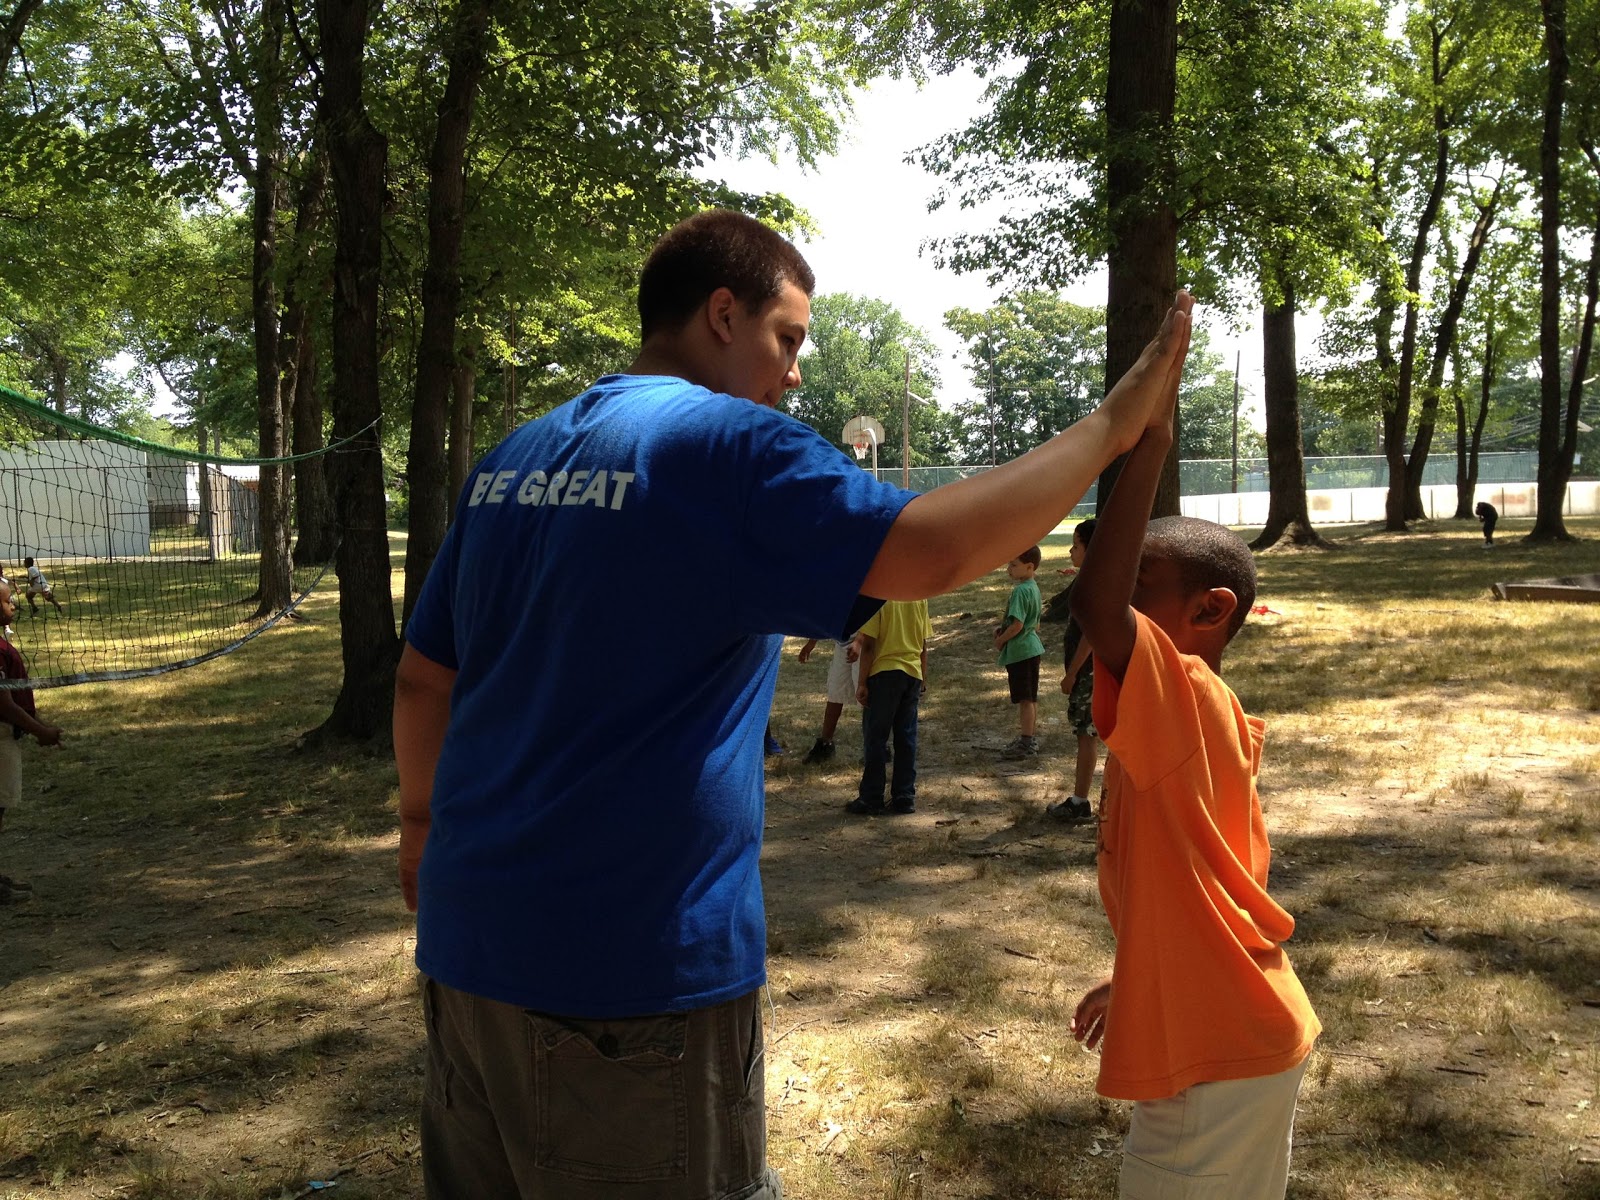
[1005,655,1041,704]
[1066,663,1097,737]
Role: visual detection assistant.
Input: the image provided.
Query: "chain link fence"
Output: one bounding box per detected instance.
[876,451,1543,500]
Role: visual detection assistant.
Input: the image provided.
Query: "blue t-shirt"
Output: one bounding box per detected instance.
[405,374,915,1016]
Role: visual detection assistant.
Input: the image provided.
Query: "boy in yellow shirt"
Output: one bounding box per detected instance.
[845,599,931,815]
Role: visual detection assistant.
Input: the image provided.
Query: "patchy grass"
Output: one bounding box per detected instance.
[3,518,1599,1198]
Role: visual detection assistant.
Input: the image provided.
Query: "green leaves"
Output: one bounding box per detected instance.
[781,292,953,468]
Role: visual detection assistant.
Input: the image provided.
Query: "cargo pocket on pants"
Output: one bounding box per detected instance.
[730,996,766,1184]
[420,976,453,1108]
[531,1012,689,1183]
[1119,1152,1230,1200]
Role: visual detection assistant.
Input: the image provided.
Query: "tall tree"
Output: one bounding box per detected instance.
[400,0,495,625]
[1402,172,1505,520]
[1102,0,1178,515]
[915,0,1395,520]
[311,0,400,742]
[1350,0,1525,531]
[1176,0,1384,548]
[1252,270,1323,548]
[247,0,293,616]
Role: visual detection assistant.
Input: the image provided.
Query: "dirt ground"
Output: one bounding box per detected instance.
[2,521,1598,1199]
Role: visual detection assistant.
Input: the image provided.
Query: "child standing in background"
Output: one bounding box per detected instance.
[0,580,63,903]
[995,545,1045,759]
[1475,500,1498,547]
[1049,519,1098,822]
[23,557,63,616]
[846,600,931,815]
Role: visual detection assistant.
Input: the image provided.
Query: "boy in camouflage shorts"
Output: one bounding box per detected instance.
[1048,519,1098,822]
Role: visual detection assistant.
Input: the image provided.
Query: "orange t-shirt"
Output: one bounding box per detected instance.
[1091,611,1320,1102]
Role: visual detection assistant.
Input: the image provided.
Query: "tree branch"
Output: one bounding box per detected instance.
[0,0,43,81]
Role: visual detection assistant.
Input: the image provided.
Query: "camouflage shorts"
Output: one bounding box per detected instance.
[1066,665,1096,738]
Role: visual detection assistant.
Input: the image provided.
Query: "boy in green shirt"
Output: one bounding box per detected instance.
[995,544,1046,758]
[846,599,932,815]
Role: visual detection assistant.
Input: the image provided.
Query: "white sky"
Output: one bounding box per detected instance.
[708,71,1275,428]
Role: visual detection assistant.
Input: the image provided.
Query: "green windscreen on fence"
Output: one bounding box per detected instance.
[0,383,340,689]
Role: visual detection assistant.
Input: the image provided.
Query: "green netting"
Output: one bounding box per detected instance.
[0,384,338,690]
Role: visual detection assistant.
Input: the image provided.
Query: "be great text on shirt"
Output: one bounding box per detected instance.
[467,467,636,510]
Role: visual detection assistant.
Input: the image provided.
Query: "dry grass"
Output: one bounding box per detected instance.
[2,517,1599,1198]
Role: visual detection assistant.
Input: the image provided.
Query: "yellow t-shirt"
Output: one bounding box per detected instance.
[1091,611,1320,1102]
[858,600,931,680]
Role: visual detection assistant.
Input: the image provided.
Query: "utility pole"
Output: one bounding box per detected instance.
[902,349,912,488]
[987,335,997,467]
[1230,348,1240,493]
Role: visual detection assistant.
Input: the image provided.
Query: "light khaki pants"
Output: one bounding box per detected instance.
[1120,1056,1310,1200]
[420,976,781,1200]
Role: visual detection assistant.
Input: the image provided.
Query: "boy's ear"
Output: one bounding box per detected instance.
[1189,587,1238,633]
[704,286,738,346]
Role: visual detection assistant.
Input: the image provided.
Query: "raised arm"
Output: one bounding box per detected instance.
[1068,314,1188,681]
[860,294,1192,601]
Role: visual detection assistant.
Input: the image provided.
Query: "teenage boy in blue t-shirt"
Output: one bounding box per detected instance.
[395,208,1194,1200]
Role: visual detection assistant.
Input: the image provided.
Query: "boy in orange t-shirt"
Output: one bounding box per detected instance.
[1068,351,1320,1198]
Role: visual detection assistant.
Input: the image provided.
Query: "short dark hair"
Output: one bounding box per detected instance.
[23,556,34,566]
[1074,518,1097,546]
[1017,545,1042,568]
[1144,516,1257,639]
[637,210,816,339]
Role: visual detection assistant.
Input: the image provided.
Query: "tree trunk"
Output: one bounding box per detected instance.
[291,325,337,565]
[1251,278,1327,550]
[1384,22,1453,531]
[282,152,336,569]
[250,0,293,618]
[1536,176,1600,537]
[196,423,214,544]
[1451,334,1479,519]
[1097,0,1179,518]
[280,151,331,571]
[50,350,66,413]
[1372,180,1400,507]
[1532,0,1573,542]
[308,0,400,745]
[402,0,496,628]
[1,0,45,80]
[1405,180,1502,521]
[446,336,478,524]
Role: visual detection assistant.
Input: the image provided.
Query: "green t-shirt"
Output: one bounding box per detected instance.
[998,578,1045,666]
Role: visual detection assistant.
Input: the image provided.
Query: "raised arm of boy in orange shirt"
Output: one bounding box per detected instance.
[1067,318,1189,684]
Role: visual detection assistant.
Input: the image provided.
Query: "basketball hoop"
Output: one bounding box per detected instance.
[851,437,871,460]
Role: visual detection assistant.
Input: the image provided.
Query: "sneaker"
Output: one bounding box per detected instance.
[0,874,31,891]
[845,798,886,816]
[802,738,836,765]
[764,732,785,757]
[889,798,916,814]
[1000,735,1039,760]
[1045,796,1095,824]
